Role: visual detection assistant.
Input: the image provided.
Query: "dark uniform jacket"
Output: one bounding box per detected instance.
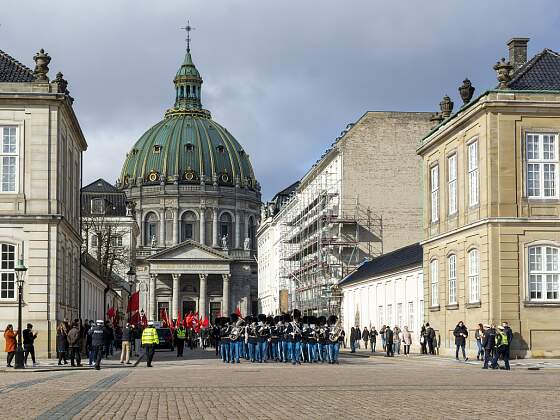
[89,325,106,347]
[453,324,468,346]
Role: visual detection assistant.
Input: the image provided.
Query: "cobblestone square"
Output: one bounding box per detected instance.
[1,350,559,419]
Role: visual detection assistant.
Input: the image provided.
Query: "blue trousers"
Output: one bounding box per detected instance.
[288,341,302,364]
[229,340,240,363]
[248,342,258,362]
[220,342,230,362]
[282,340,289,362]
[328,342,340,363]
[307,343,317,362]
[318,343,327,362]
[258,341,268,362]
[271,341,279,360]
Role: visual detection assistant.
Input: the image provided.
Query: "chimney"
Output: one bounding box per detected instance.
[507,38,529,71]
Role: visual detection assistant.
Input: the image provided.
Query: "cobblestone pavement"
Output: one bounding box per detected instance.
[2,349,559,419]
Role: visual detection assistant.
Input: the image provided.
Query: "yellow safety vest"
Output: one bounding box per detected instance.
[497,331,508,347]
[141,327,160,345]
[176,328,186,339]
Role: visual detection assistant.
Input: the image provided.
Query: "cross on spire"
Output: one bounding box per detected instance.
[181,20,195,52]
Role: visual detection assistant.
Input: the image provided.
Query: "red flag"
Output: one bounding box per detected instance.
[202,317,209,328]
[141,313,148,327]
[234,307,241,317]
[127,292,139,313]
[107,307,116,319]
[177,310,182,328]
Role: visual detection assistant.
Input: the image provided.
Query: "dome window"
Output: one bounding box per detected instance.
[153,145,162,154]
[184,168,197,182]
[185,143,194,152]
[220,172,230,183]
[216,145,225,154]
[147,170,159,183]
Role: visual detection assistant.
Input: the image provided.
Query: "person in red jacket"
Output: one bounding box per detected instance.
[4,324,17,367]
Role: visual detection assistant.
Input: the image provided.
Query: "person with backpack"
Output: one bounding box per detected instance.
[425,323,436,355]
[492,325,510,370]
[67,321,83,367]
[453,321,469,361]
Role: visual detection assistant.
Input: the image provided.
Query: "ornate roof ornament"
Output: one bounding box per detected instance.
[52,72,69,94]
[458,78,475,105]
[493,58,513,89]
[33,49,51,82]
[439,95,454,118]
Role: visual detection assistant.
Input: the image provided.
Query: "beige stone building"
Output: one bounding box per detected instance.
[418,38,560,357]
[0,48,86,356]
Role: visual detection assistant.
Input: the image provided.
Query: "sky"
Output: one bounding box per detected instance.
[2,0,560,200]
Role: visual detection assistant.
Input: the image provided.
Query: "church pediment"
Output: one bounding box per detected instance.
[146,240,231,262]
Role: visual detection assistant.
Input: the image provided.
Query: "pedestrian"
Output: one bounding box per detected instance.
[402,326,412,356]
[133,325,142,356]
[370,326,378,352]
[174,323,186,357]
[492,325,511,370]
[86,320,94,366]
[362,326,369,351]
[420,324,427,354]
[349,327,356,353]
[425,323,436,355]
[380,325,386,351]
[104,322,114,358]
[141,321,159,367]
[67,321,83,367]
[120,323,132,364]
[481,324,496,369]
[385,326,394,357]
[474,323,485,361]
[56,322,69,365]
[393,326,401,355]
[22,323,38,367]
[88,320,106,370]
[502,321,513,365]
[453,321,469,361]
[4,324,17,367]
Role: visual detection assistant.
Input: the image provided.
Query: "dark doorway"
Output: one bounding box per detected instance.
[210,302,221,321]
[182,300,196,315]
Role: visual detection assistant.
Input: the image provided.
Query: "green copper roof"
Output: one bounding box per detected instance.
[119,48,257,189]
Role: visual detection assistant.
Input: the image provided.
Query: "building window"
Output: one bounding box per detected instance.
[419,299,424,325]
[430,165,439,222]
[526,133,558,198]
[145,212,159,245]
[468,249,480,303]
[110,235,123,247]
[468,140,479,206]
[386,304,393,327]
[0,244,16,300]
[408,301,414,330]
[91,234,98,248]
[396,302,403,327]
[528,245,560,301]
[181,211,197,242]
[430,259,439,306]
[91,198,105,215]
[377,305,383,326]
[448,154,457,215]
[1,127,17,193]
[448,254,457,304]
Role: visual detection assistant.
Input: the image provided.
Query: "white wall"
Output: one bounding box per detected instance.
[341,266,423,342]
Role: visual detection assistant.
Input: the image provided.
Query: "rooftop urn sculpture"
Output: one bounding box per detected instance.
[493,58,513,89]
[33,49,51,82]
[458,78,475,104]
[439,95,454,118]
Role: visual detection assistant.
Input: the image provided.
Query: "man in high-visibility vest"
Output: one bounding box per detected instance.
[141,321,160,367]
[174,325,187,357]
[492,325,510,370]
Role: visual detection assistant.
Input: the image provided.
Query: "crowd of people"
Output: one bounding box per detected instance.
[211,310,344,365]
[346,320,513,370]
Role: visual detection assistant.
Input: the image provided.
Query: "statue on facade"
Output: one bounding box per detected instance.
[151,235,157,248]
[244,237,251,251]
[260,204,267,220]
[267,202,275,217]
[221,235,229,251]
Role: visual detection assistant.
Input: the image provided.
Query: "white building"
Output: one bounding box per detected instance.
[0,48,87,357]
[340,243,424,342]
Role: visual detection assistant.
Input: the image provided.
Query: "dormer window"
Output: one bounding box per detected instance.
[153,145,162,154]
[216,145,225,154]
[91,198,105,215]
[186,143,194,152]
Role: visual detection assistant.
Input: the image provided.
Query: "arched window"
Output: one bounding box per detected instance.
[0,244,16,300]
[528,245,560,301]
[468,249,480,303]
[430,259,438,307]
[144,212,159,246]
[448,254,457,304]
[91,234,98,248]
[181,211,197,242]
[220,212,233,247]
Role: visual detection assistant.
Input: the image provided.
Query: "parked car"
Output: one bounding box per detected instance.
[155,328,174,351]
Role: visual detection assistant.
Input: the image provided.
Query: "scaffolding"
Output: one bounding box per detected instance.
[277,171,383,318]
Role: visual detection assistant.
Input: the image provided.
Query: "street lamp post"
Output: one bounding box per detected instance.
[14,258,27,369]
[126,267,136,323]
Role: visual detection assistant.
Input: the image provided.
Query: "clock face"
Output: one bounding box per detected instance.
[148,172,158,182]
[221,173,229,182]
[185,171,195,181]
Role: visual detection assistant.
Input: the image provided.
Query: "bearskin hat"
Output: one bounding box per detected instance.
[266,316,274,325]
[317,316,327,326]
[273,315,281,324]
[230,313,239,323]
[302,315,309,324]
[258,313,267,323]
[328,315,337,325]
[292,309,301,321]
[283,313,292,323]
[308,315,317,325]
[245,315,253,323]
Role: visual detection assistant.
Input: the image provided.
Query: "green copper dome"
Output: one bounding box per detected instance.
[119,49,257,190]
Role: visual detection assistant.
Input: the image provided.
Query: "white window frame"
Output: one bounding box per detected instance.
[430,259,439,307]
[528,245,560,302]
[468,249,480,303]
[396,302,403,327]
[448,254,457,304]
[430,165,439,223]
[0,243,16,301]
[448,154,457,215]
[468,140,479,207]
[526,133,559,199]
[377,305,383,326]
[91,198,105,215]
[386,304,393,327]
[0,126,18,193]
[407,301,414,330]
[91,234,98,248]
[110,235,123,248]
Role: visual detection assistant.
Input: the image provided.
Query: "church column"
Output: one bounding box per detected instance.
[212,208,219,248]
[200,207,206,245]
[235,211,241,249]
[172,274,180,319]
[222,273,230,316]
[149,274,157,321]
[173,209,179,244]
[159,209,165,246]
[199,273,207,318]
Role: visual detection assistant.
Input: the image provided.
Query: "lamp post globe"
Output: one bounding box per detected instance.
[14,258,27,369]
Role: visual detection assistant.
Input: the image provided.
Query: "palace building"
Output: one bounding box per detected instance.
[116,40,260,321]
[418,38,560,357]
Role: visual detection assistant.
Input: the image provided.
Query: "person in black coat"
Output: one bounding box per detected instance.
[385,327,394,357]
[481,324,496,369]
[88,320,107,370]
[453,321,469,361]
